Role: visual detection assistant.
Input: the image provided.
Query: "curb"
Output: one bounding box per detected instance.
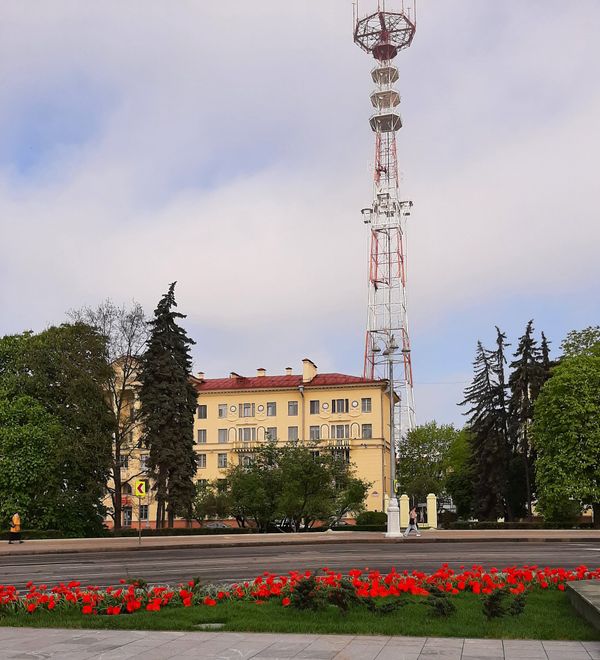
[1,534,599,557]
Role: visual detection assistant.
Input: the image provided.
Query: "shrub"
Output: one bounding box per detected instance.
[426,590,457,617]
[356,511,387,526]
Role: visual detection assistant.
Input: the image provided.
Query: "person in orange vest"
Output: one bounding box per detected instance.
[9,512,22,544]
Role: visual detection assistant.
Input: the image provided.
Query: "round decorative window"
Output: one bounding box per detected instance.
[352,400,359,408]
[257,404,264,413]
[229,405,237,412]
[322,402,329,410]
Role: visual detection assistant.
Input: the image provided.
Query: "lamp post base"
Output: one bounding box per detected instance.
[385,496,403,538]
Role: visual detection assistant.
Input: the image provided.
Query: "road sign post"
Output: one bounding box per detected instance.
[134,480,146,546]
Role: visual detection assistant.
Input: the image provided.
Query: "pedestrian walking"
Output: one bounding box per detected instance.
[8,512,23,544]
[403,506,421,537]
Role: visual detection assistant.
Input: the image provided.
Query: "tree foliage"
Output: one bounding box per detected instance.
[533,353,600,525]
[560,325,600,358]
[0,325,114,535]
[69,300,148,529]
[461,329,510,520]
[508,320,547,515]
[139,283,197,528]
[398,422,463,503]
[226,442,369,532]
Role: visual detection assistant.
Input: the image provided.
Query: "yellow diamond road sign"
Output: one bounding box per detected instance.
[134,480,146,498]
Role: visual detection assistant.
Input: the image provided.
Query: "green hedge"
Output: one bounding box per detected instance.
[356,511,387,526]
[448,521,594,530]
[0,529,69,540]
[111,527,253,537]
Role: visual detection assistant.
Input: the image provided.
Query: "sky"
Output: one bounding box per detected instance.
[1,1,599,426]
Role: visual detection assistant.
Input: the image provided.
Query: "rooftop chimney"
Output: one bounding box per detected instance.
[229,371,242,379]
[197,371,205,380]
[256,368,266,377]
[302,358,318,383]
[285,367,293,376]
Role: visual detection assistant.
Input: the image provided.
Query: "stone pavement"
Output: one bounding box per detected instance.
[2,529,600,557]
[0,628,599,659]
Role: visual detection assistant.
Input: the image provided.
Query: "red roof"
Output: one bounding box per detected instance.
[192,373,383,392]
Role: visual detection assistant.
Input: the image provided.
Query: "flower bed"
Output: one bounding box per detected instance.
[1,564,599,618]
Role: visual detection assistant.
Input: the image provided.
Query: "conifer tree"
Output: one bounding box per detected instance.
[139,283,198,528]
[461,328,511,520]
[508,320,544,515]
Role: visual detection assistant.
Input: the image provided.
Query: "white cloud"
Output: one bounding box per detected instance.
[1,0,599,424]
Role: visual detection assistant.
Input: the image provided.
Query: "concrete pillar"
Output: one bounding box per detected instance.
[427,493,438,529]
[399,494,409,528]
[385,496,401,537]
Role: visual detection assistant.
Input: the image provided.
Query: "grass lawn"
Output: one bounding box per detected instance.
[1,592,598,640]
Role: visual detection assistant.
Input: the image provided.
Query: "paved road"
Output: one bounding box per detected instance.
[1,541,599,588]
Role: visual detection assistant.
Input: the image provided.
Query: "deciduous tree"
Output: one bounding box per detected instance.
[69,300,148,529]
[534,351,600,526]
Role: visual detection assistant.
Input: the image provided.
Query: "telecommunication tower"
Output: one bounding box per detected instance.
[354,1,417,439]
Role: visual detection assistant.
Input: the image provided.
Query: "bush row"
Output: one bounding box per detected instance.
[448,521,595,530]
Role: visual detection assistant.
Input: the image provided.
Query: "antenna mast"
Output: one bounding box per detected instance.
[353,2,417,438]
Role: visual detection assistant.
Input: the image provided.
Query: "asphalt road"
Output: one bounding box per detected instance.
[1,542,599,589]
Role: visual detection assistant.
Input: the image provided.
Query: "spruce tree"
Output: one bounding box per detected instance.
[508,320,544,516]
[540,332,552,384]
[461,329,511,521]
[139,283,198,528]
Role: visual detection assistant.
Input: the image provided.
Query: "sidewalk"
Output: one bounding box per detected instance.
[0,628,598,659]
[1,529,599,557]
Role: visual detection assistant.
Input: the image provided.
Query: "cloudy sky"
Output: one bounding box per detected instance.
[1,1,598,426]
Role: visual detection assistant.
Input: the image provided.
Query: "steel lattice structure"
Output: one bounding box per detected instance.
[354,2,417,438]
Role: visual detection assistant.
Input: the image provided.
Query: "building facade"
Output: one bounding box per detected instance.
[111,359,392,528]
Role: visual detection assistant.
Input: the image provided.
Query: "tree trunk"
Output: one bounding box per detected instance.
[593,503,600,529]
[113,462,122,531]
[523,454,532,518]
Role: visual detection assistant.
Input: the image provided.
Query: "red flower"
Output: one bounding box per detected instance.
[82,605,93,615]
[203,597,217,606]
[282,597,291,607]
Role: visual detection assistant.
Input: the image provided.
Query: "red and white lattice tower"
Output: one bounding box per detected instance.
[354,2,416,438]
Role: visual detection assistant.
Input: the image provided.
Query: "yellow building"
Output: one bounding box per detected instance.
[112,359,392,528]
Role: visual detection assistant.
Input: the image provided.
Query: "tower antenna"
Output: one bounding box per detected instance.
[353,3,417,438]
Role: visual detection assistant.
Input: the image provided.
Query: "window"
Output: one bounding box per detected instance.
[333,449,350,463]
[309,425,321,441]
[238,427,256,442]
[198,453,207,469]
[119,455,129,469]
[332,399,349,414]
[267,402,277,416]
[288,401,298,416]
[266,426,277,441]
[362,423,373,439]
[361,398,372,413]
[140,455,150,472]
[240,455,252,467]
[218,453,228,469]
[197,429,207,444]
[197,478,208,489]
[311,451,320,459]
[331,424,350,439]
[217,478,228,492]
[197,405,207,419]
[218,428,228,444]
[240,402,255,418]
[218,403,227,418]
[309,400,320,414]
[288,426,299,442]
[139,505,149,521]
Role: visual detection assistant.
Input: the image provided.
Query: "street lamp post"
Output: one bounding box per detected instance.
[383,336,402,538]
